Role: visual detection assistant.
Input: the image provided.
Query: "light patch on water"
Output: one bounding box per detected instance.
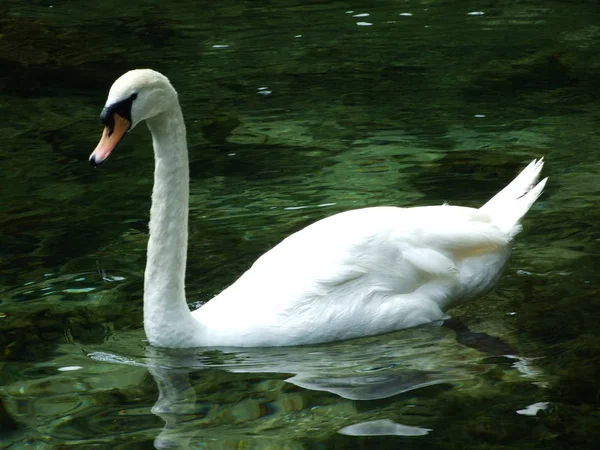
[58,366,83,372]
[88,351,149,368]
[104,275,125,281]
[63,287,96,294]
[339,419,432,436]
[505,355,544,378]
[516,402,550,416]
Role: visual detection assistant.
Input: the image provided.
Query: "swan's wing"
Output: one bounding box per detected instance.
[249,205,508,278]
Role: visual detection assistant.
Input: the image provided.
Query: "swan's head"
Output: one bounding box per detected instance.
[89,69,178,167]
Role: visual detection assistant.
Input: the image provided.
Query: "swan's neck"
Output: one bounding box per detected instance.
[143,105,202,347]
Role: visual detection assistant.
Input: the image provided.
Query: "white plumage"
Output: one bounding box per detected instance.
[90,70,547,348]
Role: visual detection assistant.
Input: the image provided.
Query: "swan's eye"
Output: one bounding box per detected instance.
[100,93,138,136]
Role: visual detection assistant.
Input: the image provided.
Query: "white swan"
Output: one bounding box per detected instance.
[90,69,547,348]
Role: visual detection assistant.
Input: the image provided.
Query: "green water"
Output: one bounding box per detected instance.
[1,0,600,448]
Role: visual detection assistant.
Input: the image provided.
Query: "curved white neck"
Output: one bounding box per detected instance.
[143,105,203,347]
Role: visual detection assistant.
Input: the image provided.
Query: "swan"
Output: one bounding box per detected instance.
[89,69,547,348]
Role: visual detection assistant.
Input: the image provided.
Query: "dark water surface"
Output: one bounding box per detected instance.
[1,0,600,448]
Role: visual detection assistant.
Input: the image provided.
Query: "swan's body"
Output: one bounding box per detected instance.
[90,69,547,348]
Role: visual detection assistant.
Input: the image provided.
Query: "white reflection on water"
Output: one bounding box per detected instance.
[516,401,550,416]
[0,319,548,449]
[85,323,543,448]
[339,419,432,436]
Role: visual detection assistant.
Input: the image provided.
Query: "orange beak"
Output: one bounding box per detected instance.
[89,114,130,167]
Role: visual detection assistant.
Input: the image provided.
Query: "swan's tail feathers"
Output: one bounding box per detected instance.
[480,158,547,238]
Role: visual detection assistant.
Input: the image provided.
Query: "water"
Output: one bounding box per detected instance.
[1,0,599,448]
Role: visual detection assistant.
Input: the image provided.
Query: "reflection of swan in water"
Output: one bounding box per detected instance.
[149,366,198,450]
[148,364,434,448]
[89,323,540,448]
[145,350,444,448]
[143,330,453,448]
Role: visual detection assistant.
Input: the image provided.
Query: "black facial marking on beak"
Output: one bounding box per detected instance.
[100,92,137,136]
[90,154,102,168]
